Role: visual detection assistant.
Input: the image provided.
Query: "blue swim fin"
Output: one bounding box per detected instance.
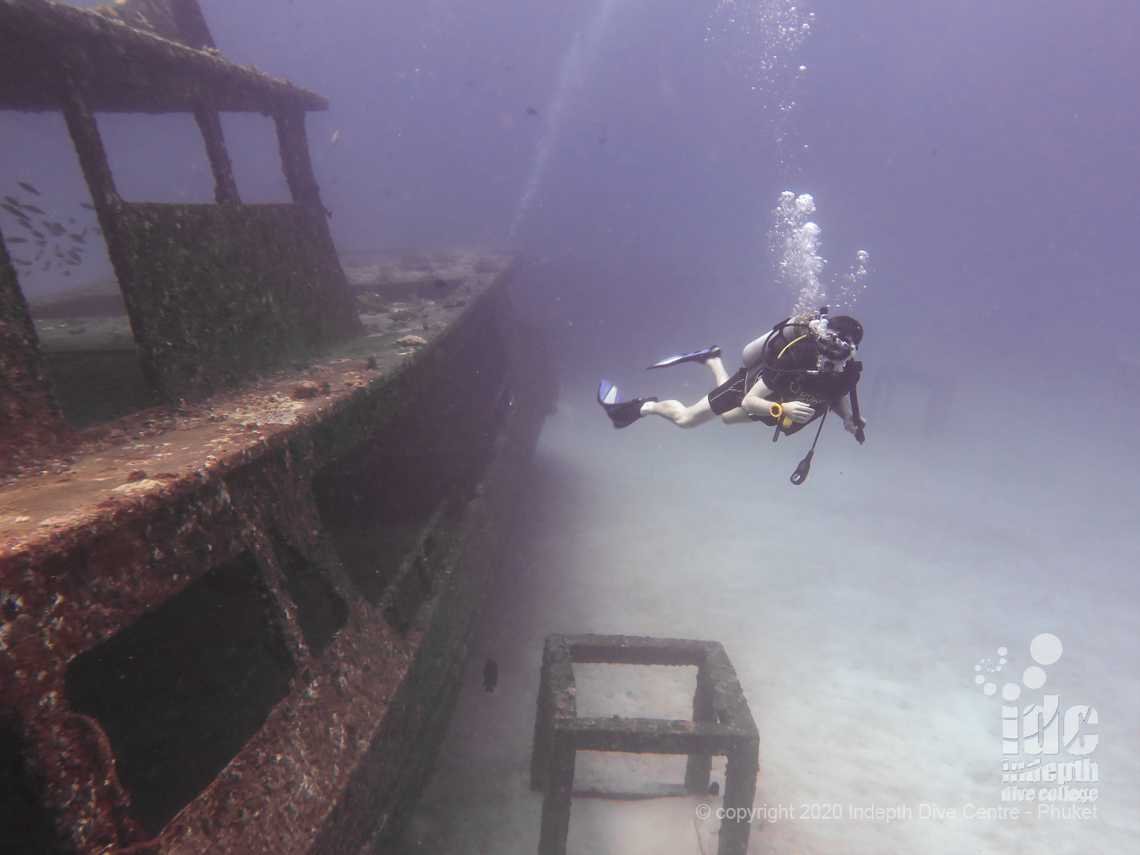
[647,345,721,370]
[596,380,655,429]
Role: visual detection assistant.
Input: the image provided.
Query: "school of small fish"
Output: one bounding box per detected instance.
[1,180,101,279]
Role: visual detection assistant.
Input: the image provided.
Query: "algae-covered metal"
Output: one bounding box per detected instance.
[0,0,359,458]
[0,223,63,467]
[1,261,557,853]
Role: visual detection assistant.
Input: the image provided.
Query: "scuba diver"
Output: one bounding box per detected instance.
[596,307,866,484]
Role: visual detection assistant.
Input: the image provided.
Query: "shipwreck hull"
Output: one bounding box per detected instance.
[0,268,555,853]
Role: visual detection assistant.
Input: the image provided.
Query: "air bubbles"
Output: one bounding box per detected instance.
[837,247,872,310]
[770,191,825,316]
[770,191,872,316]
[707,1,815,99]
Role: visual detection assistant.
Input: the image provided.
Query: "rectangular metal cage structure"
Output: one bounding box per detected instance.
[530,634,760,855]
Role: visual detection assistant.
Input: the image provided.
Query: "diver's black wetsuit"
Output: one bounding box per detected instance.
[706,319,862,434]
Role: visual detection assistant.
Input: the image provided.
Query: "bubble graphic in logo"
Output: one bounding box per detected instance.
[973,634,1063,699]
[1030,633,1063,666]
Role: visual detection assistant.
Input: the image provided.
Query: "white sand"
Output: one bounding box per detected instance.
[405,368,1140,854]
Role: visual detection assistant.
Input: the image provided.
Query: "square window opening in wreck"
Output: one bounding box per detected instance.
[63,552,296,837]
[219,113,294,203]
[271,532,349,656]
[96,113,217,204]
[1,112,157,427]
[0,716,65,854]
[312,330,512,613]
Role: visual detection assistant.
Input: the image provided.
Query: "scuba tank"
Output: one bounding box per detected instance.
[761,306,864,485]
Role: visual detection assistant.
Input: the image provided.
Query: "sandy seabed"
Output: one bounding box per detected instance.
[405,368,1139,855]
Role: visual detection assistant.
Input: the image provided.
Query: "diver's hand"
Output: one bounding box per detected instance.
[782,401,816,424]
[845,416,867,442]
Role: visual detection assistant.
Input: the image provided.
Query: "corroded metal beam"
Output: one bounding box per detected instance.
[194,104,241,204]
[0,0,327,113]
[0,224,64,473]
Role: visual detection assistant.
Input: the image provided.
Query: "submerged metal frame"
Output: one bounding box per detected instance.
[530,634,760,855]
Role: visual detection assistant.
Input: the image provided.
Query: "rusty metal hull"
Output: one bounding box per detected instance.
[0,265,556,853]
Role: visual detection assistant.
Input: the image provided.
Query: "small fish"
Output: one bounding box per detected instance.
[45,223,66,236]
[525,106,539,117]
[80,202,95,211]
[17,181,40,196]
[1,202,22,216]
[41,260,50,271]
[23,204,45,215]
[482,658,499,693]
[67,217,76,225]
[13,258,32,266]
[63,270,72,277]
[3,195,21,207]
[330,128,342,145]
[69,233,86,244]
[7,236,28,244]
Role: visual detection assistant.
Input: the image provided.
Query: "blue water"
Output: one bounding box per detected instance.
[3,1,1138,852]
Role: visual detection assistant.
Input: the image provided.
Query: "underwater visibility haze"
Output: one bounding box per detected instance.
[2,0,1139,853]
